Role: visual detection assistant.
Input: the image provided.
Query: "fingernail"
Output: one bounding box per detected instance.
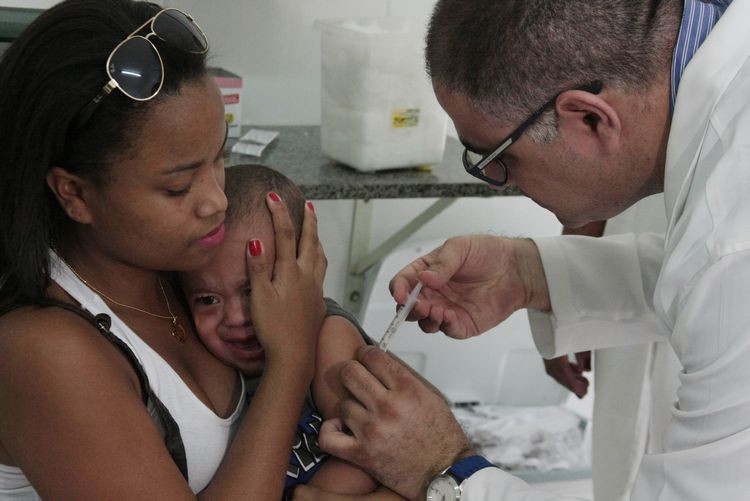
[306,201,315,213]
[268,192,281,203]
[248,239,262,257]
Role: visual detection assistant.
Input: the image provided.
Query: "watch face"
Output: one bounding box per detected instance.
[426,474,461,501]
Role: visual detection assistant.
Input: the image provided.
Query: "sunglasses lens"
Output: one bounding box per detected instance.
[109,37,162,99]
[153,9,208,53]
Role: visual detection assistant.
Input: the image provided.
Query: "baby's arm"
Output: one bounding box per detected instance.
[309,315,404,499]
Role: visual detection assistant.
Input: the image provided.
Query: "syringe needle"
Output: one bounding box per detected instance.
[379,281,423,352]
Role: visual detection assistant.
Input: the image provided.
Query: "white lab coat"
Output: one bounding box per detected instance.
[459,0,750,498]
[528,195,682,501]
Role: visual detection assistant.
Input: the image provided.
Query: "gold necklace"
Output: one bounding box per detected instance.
[60,257,186,343]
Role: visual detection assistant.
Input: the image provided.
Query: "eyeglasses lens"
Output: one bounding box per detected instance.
[109,37,162,99]
[464,150,483,167]
[153,10,207,53]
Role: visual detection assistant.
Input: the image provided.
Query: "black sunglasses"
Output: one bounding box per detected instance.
[74,8,208,129]
[463,81,603,187]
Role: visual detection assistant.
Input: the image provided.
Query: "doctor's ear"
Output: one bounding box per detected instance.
[46,167,94,224]
[555,89,622,154]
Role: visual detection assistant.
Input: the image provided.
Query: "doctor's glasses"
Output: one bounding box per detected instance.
[462,81,603,187]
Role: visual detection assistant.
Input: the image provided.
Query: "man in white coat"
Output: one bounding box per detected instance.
[530,194,682,501]
[310,0,750,500]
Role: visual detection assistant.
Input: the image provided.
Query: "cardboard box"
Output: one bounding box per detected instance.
[208,67,243,138]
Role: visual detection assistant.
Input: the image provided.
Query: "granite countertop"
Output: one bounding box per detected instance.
[226,125,519,200]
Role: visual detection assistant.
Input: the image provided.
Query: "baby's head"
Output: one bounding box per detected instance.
[181,164,306,375]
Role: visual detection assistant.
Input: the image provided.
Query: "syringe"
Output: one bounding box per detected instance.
[378,281,423,352]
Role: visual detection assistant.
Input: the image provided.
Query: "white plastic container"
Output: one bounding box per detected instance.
[316,18,448,172]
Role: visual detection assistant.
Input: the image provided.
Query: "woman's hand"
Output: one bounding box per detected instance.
[389,235,550,339]
[246,194,327,370]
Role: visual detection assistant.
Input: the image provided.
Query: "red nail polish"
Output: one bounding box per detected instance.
[268,192,281,202]
[306,201,315,213]
[248,239,262,257]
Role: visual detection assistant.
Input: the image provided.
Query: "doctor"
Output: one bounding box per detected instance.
[316,0,750,499]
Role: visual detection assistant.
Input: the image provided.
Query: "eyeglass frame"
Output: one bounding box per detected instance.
[462,81,603,187]
[74,8,208,129]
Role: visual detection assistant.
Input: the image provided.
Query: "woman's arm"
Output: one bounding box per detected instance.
[0,308,197,499]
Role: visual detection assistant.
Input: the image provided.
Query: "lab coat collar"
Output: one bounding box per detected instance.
[664,0,749,236]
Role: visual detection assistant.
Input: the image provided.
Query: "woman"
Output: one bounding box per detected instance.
[0,1,326,498]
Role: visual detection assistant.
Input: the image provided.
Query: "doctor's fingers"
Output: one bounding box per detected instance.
[354,345,417,394]
[338,355,389,409]
[389,239,463,303]
[389,260,426,305]
[417,304,444,333]
[317,418,360,463]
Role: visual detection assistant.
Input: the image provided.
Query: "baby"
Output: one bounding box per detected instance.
[181,164,403,500]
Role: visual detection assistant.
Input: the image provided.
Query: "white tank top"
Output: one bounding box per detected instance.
[0,252,245,498]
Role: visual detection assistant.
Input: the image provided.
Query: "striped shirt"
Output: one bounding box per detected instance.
[671,0,733,112]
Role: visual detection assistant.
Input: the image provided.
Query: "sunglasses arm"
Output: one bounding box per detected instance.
[72,79,118,130]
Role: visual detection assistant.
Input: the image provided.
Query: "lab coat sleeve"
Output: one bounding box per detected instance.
[526,309,556,359]
[530,232,669,358]
[459,468,587,500]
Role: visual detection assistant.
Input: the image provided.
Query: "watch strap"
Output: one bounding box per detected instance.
[446,455,496,483]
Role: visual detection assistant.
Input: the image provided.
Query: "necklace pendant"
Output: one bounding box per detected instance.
[171,321,187,343]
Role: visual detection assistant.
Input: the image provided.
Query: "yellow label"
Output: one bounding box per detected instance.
[225,112,235,125]
[392,108,420,128]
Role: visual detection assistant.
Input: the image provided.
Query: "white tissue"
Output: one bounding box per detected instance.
[231,128,279,157]
[453,405,588,472]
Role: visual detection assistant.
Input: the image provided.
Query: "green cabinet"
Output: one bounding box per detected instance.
[0,7,44,42]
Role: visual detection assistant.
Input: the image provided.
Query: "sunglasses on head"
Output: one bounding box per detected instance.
[74,8,208,129]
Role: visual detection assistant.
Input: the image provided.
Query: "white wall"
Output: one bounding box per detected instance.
[0,0,56,7]
[158,0,563,305]
[167,0,436,125]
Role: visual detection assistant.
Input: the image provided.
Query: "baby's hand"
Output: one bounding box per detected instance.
[246,193,326,371]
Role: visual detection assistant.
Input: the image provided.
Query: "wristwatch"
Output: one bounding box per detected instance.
[425,455,496,500]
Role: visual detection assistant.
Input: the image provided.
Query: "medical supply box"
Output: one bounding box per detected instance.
[360,239,592,484]
[208,67,243,138]
[315,18,448,172]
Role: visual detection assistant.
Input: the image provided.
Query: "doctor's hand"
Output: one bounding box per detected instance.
[543,352,591,398]
[389,235,550,339]
[318,346,474,501]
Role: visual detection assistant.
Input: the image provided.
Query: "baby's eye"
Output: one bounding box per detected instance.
[243,287,252,298]
[195,295,220,306]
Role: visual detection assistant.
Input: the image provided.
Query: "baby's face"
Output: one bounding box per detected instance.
[181,220,275,376]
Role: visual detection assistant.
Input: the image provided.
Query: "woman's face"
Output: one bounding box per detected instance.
[82,75,229,272]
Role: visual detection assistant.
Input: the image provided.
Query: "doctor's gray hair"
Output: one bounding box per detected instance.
[425,0,681,142]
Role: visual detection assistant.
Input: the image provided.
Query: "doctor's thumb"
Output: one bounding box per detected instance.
[418,240,465,288]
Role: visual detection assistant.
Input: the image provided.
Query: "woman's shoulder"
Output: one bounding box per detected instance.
[0,303,97,347]
[0,304,140,392]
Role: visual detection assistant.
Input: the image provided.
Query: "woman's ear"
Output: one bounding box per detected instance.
[555,89,622,155]
[46,167,94,224]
